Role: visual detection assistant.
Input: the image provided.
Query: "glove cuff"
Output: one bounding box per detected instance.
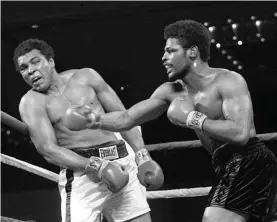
[85,156,109,178]
[135,148,151,166]
[186,111,207,131]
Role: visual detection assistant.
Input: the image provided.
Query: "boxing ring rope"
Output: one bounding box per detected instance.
[1,216,26,222]
[146,132,277,151]
[1,110,276,199]
[1,152,212,199]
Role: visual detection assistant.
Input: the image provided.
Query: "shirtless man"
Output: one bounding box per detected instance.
[14,38,164,222]
[88,20,277,222]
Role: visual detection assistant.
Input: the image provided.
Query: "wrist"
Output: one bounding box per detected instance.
[135,148,151,166]
[186,111,207,131]
[85,156,109,178]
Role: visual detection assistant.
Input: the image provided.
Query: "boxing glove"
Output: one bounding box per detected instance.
[85,156,129,193]
[135,148,164,190]
[167,97,207,131]
[63,105,100,131]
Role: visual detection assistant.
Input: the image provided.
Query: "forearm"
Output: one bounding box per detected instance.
[98,111,136,132]
[39,144,89,171]
[120,127,145,153]
[202,119,249,146]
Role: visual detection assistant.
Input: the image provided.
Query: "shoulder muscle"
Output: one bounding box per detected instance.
[151,82,172,104]
[217,71,248,98]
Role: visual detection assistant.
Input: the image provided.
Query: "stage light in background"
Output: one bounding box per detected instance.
[31,24,39,29]
[203,12,277,71]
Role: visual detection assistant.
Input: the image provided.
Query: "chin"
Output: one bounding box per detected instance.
[168,72,182,82]
[34,84,48,92]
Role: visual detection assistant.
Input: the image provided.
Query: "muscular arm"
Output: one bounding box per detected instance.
[86,68,168,152]
[94,77,169,132]
[202,72,253,146]
[19,93,89,171]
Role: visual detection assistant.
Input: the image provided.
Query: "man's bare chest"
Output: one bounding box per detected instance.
[169,86,223,120]
[46,82,98,124]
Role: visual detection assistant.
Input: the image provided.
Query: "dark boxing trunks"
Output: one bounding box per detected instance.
[207,137,277,221]
[72,140,128,160]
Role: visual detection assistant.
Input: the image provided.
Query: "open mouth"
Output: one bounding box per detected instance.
[32,77,42,85]
[165,65,172,74]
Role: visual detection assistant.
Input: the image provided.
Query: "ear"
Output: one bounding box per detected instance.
[187,46,198,59]
[49,58,55,68]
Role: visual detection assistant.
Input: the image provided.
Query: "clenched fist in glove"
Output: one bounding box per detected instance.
[135,148,164,190]
[63,105,100,131]
[167,97,207,131]
[85,156,129,193]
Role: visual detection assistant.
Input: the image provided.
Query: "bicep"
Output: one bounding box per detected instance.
[19,99,57,154]
[87,69,126,112]
[126,83,170,124]
[98,84,126,112]
[221,75,253,128]
[127,97,168,125]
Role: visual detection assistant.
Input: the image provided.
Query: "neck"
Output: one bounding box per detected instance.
[182,60,209,90]
[47,70,65,95]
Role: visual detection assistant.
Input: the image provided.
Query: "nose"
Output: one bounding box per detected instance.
[28,65,36,76]
[162,52,167,63]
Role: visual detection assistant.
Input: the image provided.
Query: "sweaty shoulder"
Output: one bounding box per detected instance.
[215,69,248,94]
[19,90,45,114]
[150,82,175,103]
[65,68,103,85]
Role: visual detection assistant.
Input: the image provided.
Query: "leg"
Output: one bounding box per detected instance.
[103,154,150,222]
[59,169,109,222]
[208,140,277,222]
[202,206,249,222]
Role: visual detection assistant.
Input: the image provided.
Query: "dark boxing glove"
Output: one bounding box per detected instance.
[135,148,164,190]
[167,97,207,131]
[85,156,129,193]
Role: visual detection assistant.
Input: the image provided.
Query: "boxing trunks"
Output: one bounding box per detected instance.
[207,137,277,221]
[58,134,150,222]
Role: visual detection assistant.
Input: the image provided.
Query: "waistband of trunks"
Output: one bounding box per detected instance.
[71,140,128,160]
[212,137,266,162]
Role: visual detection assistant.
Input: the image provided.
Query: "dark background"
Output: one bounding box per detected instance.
[1,2,277,222]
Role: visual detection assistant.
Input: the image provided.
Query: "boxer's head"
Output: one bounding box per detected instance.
[163,20,211,81]
[14,39,56,92]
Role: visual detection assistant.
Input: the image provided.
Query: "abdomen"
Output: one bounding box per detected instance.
[196,131,226,154]
[54,124,118,149]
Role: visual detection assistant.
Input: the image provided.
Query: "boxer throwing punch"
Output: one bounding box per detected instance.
[14,39,164,222]
[87,20,277,222]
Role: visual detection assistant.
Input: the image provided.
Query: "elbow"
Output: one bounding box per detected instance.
[44,156,54,164]
[117,113,135,131]
[37,144,56,165]
[234,129,250,147]
[117,121,134,131]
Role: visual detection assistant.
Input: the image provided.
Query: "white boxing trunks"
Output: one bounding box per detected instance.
[58,133,150,222]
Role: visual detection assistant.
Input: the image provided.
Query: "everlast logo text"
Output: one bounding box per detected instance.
[190,112,203,126]
[99,146,119,160]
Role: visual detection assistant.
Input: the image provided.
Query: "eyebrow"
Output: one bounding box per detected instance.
[164,46,176,51]
[30,56,40,62]
[19,56,40,66]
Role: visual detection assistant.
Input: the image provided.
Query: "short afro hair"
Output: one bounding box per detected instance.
[13,38,55,71]
[164,20,211,62]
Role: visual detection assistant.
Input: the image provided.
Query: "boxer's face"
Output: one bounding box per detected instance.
[18,49,55,92]
[162,38,190,81]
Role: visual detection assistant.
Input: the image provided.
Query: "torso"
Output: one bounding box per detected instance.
[164,68,256,154]
[45,69,117,149]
